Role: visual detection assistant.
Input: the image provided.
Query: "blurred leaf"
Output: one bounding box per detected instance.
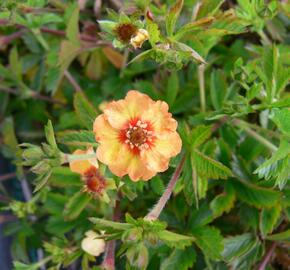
[266,229,290,242]
[63,191,91,220]
[230,180,280,208]
[57,130,97,147]
[210,69,227,110]
[160,246,196,270]
[260,205,281,237]
[223,233,257,262]
[165,71,179,107]
[192,226,224,260]
[271,108,290,136]
[73,92,98,130]
[166,0,184,36]
[197,0,225,19]
[66,4,80,45]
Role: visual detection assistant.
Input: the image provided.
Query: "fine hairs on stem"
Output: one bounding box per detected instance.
[145,154,186,221]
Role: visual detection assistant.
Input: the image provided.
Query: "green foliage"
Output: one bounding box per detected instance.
[0,0,289,269]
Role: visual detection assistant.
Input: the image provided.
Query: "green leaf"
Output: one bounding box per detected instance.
[146,20,160,46]
[254,140,290,189]
[230,180,280,208]
[89,217,132,231]
[166,0,184,36]
[165,71,179,107]
[192,149,232,179]
[13,261,38,270]
[210,69,227,110]
[271,108,290,136]
[66,4,80,45]
[73,92,98,130]
[192,226,224,260]
[160,246,196,270]
[34,169,52,192]
[190,125,212,148]
[223,233,257,262]
[9,46,22,81]
[260,205,281,237]
[49,167,82,187]
[57,130,97,147]
[183,155,195,206]
[210,184,235,218]
[266,229,290,242]
[157,230,195,249]
[63,192,91,220]
[150,176,165,195]
[45,120,57,149]
[197,0,225,19]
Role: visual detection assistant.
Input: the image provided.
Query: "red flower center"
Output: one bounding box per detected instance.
[119,118,155,154]
[83,167,106,195]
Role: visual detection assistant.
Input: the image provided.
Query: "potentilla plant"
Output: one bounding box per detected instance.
[0,0,289,270]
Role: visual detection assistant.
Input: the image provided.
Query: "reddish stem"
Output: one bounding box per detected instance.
[101,199,121,270]
[145,154,186,220]
[257,242,277,270]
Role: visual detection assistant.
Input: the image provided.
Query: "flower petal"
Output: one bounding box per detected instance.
[108,145,156,181]
[93,114,118,141]
[141,148,169,173]
[154,132,182,158]
[141,101,177,132]
[69,149,93,175]
[104,90,153,129]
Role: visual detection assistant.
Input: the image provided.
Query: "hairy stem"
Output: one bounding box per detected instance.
[257,242,277,270]
[62,153,97,164]
[145,154,186,221]
[101,198,121,270]
[64,70,83,92]
[198,64,206,113]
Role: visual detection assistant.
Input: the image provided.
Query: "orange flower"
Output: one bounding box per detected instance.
[69,147,106,197]
[93,91,182,181]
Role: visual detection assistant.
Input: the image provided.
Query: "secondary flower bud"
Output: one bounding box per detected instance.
[130,29,149,49]
[81,230,105,257]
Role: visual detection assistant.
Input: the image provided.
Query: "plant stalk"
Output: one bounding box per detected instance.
[145,154,186,221]
[198,64,206,113]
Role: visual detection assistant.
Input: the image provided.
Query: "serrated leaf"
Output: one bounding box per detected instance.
[192,226,224,260]
[223,233,257,262]
[190,125,212,148]
[166,0,184,36]
[66,4,80,45]
[197,0,225,19]
[45,120,57,149]
[230,180,280,208]
[146,20,160,46]
[254,140,290,189]
[34,169,52,192]
[160,246,196,270]
[63,191,91,220]
[57,130,97,147]
[271,108,290,136]
[73,92,98,129]
[158,230,195,249]
[192,149,232,179]
[210,184,235,218]
[260,205,281,237]
[89,217,132,231]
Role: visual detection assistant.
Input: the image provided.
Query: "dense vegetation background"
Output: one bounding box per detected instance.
[0,0,289,269]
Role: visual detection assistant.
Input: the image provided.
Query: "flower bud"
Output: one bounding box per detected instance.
[130,29,149,49]
[81,230,105,257]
